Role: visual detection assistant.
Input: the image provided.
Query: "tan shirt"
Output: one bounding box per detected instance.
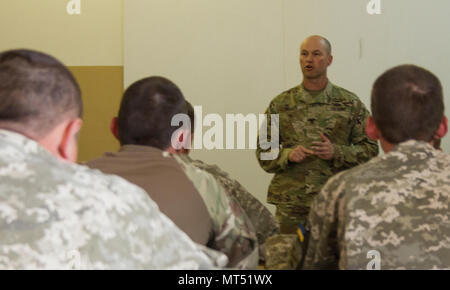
[86,145,213,246]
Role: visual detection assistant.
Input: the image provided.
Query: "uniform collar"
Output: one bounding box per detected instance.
[390,140,439,158]
[299,80,334,104]
[0,129,41,149]
[0,129,50,157]
[119,144,166,154]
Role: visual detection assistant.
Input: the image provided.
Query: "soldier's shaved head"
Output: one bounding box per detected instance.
[300,35,333,82]
[301,35,332,56]
[0,49,82,138]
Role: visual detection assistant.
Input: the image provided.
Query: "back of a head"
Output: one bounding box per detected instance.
[117,76,186,150]
[0,49,82,138]
[371,64,444,144]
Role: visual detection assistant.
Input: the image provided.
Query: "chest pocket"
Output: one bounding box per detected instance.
[277,104,308,148]
[306,102,354,145]
[325,102,355,144]
[277,101,356,147]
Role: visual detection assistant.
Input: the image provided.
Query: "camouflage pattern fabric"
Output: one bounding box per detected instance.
[0,130,227,269]
[256,81,379,231]
[303,140,450,270]
[275,204,309,234]
[174,154,259,269]
[186,156,280,247]
[265,234,303,270]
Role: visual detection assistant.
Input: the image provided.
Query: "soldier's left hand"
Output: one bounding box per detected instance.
[311,133,334,160]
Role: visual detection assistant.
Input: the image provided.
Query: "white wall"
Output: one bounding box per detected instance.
[125,0,450,212]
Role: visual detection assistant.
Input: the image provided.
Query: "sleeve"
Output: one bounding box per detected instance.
[301,173,346,270]
[256,103,293,174]
[332,101,379,169]
[208,182,260,269]
[173,156,259,269]
[207,166,280,245]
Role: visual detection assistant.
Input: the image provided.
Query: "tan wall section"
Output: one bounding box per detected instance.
[69,66,123,162]
[0,0,123,66]
[0,0,124,162]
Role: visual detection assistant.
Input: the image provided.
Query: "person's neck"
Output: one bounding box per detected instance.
[303,76,328,91]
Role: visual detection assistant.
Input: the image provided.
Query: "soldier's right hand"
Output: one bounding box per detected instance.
[288,145,313,163]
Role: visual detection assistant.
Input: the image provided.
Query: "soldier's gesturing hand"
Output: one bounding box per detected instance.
[288,145,314,163]
[311,133,335,160]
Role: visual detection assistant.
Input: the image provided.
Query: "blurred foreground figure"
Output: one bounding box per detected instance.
[304,65,450,269]
[0,49,225,269]
[87,77,258,269]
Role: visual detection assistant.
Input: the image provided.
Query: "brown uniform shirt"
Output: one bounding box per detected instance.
[86,145,213,246]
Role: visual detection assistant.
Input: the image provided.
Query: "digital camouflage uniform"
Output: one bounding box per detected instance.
[174,154,259,269]
[265,234,303,270]
[186,156,280,250]
[256,81,379,233]
[0,130,227,270]
[303,140,450,270]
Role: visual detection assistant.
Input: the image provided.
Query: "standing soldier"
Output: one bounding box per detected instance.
[256,35,379,234]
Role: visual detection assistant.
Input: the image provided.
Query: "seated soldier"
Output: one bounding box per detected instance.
[0,49,225,269]
[303,65,449,269]
[86,76,258,269]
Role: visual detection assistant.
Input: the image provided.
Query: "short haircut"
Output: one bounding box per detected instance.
[321,36,332,56]
[0,49,82,138]
[117,76,186,149]
[371,64,444,144]
[302,35,332,55]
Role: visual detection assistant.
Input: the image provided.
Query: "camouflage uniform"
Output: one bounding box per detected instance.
[186,156,280,254]
[265,234,303,270]
[303,140,450,270]
[256,81,379,233]
[0,130,227,269]
[174,154,259,269]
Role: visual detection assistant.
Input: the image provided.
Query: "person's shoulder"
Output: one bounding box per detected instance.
[330,83,362,104]
[173,154,224,196]
[435,149,450,166]
[425,149,450,182]
[61,161,156,210]
[191,158,230,180]
[270,85,302,107]
[323,155,382,194]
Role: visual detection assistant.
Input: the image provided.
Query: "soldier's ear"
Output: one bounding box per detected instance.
[366,116,381,140]
[58,118,83,163]
[434,116,448,139]
[327,55,333,66]
[110,117,119,140]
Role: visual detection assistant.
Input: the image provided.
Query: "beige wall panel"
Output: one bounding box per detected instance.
[69,66,123,162]
[0,0,123,66]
